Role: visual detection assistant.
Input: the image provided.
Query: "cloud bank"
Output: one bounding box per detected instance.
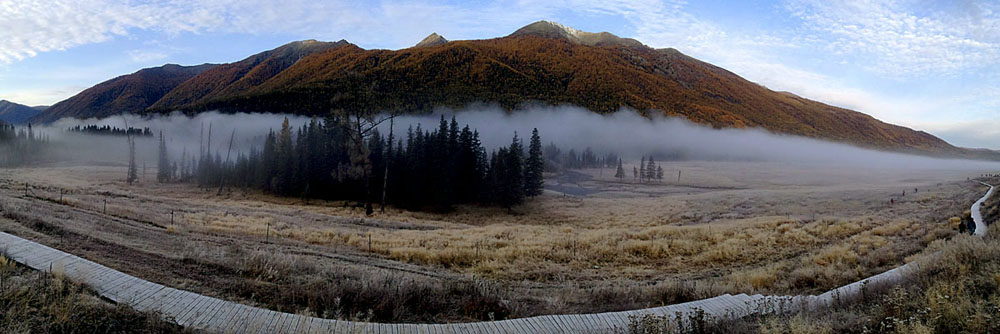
[27,107,1000,173]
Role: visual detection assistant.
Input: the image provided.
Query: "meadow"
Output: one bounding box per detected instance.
[0,161,991,322]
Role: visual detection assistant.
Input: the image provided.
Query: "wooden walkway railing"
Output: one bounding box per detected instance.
[0,182,992,333]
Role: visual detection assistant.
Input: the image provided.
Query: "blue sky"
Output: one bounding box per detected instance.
[1,0,999,148]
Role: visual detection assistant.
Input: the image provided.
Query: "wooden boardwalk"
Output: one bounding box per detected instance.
[0,183,992,333]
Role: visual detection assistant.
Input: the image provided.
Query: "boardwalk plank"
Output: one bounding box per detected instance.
[194,299,231,329]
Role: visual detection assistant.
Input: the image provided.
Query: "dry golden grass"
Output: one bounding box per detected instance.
[0,163,987,314]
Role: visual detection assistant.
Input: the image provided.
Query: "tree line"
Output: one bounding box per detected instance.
[68,125,152,137]
[0,122,47,167]
[158,115,545,213]
[542,143,619,171]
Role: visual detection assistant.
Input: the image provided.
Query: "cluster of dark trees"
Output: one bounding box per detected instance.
[158,116,545,213]
[0,122,47,167]
[542,144,619,171]
[616,156,663,183]
[68,125,152,137]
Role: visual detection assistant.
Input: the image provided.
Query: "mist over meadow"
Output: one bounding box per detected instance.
[23,107,1000,171]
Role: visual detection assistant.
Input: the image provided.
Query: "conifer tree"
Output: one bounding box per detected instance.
[646,156,657,181]
[639,156,646,183]
[524,128,544,197]
[656,165,664,181]
[275,117,294,195]
[498,134,525,211]
[615,158,625,180]
[157,131,170,183]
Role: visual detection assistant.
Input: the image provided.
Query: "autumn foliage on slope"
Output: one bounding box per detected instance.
[153,36,956,155]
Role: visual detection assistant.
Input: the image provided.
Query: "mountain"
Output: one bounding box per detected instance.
[30,21,992,158]
[415,33,449,47]
[149,40,347,110]
[510,20,644,48]
[32,64,216,123]
[0,100,43,124]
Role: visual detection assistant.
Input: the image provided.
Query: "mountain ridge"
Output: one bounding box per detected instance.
[0,100,44,124]
[29,21,996,160]
[32,63,217,123]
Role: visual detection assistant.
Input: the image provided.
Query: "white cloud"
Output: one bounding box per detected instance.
[0,0,368,63]
[127,49,168,63]
[784,0,1000,78]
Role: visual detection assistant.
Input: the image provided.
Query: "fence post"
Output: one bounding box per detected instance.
[103,198,107,214]
[368,234,372,252]
[266,223,270,244]
[170,210,174,225]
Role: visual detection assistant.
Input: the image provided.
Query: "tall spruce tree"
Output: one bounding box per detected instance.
[645,156,657,181]
[500,134,525,210]
[157,131,170,183]
[275,117,294,195]
[524,128,544,197]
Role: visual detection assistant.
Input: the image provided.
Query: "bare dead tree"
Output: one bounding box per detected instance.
[122,114,138,185]
[217,129,236,196]
[380,116,394,213]
[333,108,397,216]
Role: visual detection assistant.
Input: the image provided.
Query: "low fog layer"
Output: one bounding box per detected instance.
[34,112,312,165]
[387,106,1000,170]
[24,107,1000,171]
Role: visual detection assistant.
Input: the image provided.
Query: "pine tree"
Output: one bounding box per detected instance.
[615,158,625,180]
[157,131,170,183]
[656,166,664,181]
[275,117,294,195]
[646,156,657,181]
[639,156,646,183]
[633,166,638,180]
[524,128,544,197]
[498,134,525,211]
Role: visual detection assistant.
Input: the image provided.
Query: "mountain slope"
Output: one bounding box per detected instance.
[31,21,987,158]
[160,31,953,155]
[0,100,43,124]
[149,40,347,110]
[32,64,216,123]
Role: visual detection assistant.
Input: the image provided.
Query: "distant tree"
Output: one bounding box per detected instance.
[639,156,646,183]
[646,156,657,181]
[543,142,561,162]
[604,153,619,168]
[615,158,625,180]
[525,128,545,197]
[633,166,638,180]
[656,165,664,181]
[127,137,138,185]
[157,131,170,183]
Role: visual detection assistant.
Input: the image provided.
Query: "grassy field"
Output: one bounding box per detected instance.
[629,224,1000,334]
[0,161,993,322]
[0,253,194,333]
